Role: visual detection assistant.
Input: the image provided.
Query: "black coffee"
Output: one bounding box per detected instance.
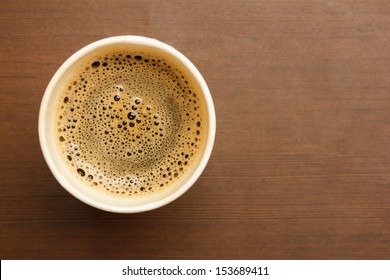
[55,49,206,198]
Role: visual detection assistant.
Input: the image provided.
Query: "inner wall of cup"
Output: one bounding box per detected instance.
[43,40,210,209]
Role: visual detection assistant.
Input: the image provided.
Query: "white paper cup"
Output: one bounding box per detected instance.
[39,36,216,213]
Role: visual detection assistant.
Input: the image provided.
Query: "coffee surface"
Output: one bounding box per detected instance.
[56,49,205,197]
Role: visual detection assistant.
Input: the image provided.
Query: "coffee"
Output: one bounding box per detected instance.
[55,48,206,198]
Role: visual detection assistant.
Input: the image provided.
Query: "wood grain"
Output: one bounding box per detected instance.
[1,0,390,259]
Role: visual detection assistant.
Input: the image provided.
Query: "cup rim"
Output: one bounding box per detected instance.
[38,35,216,213]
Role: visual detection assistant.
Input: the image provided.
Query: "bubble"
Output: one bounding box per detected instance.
[77,168,85,176]
[114,95,120,101]
[64,97,69,103]
[91,61,100,68]
[59,136,65,142]
[127,112,136,120]
[135,98,141,104]
[134,55,142,61]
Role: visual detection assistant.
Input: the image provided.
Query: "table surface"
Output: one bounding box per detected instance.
[1,0,390,260]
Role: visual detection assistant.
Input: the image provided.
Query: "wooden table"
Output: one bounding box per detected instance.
[1,0,390,259]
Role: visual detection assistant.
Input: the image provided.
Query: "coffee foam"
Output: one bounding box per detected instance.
[55,49,206,198]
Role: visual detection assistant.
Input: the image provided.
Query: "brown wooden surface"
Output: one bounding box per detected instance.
[1,0,390,260]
